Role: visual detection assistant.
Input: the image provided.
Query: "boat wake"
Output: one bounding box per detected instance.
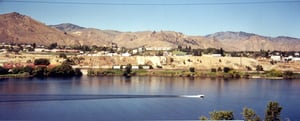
[0,94,204,103]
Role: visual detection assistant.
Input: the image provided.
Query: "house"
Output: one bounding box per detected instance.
[145,47,172,51]
[34,48,50,52]
[121,52,131,56]
[132,66,139,69]
[271,55,281,61]
[112,66,121,69]
[212,54,222,57]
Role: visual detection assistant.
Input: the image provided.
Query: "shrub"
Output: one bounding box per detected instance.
[0,66,9,75]
[189,67,195,72]
[217,67,222,72]
[211,68,217,72]
[283,71,293,78]
[256,65,264,71]
[210,111,234,120]
[223,67,232,73]
[33,66,48,77]
[48,63,76,77]
[246,66,252,71]
[34,58,50,66]
[59,53,67,59]
[12,67,24,74]
[123,64,132,77]
[266,69,283,77]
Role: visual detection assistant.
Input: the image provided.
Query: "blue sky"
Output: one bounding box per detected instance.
[1,0,300,38]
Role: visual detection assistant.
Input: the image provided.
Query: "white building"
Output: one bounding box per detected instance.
[271,55,281,61]
[121,52,131,56]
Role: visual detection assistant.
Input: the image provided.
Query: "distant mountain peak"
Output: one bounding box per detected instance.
[206,31,257,41]
[49,23,85,32]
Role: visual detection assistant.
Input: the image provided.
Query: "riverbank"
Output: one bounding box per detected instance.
[87,69,300,79]
[0,73,33,79]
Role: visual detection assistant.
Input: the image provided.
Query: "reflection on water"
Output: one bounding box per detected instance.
[0,76,299,120]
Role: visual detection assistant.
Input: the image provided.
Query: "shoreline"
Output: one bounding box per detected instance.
[86,69,300,79]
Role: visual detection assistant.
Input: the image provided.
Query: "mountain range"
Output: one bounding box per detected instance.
[1,12,300,51]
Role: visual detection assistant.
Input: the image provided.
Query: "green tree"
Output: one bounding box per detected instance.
[0,66,9,75]
[223,67,233,73]
[59,53,67,59]
[242,107,261,121]
[199,116,208,120]
[265,101,282,121]
[12,67,24,74]
[209,110,234,120]
[33,66,47,77]
[23,66,34,75]
[123,64,132,77]
[48,42,58,49]
[189,67,195,73]
[34,58,50,66]
[220,48,225,56]
[48,63,77,77]
[256,65,264,72]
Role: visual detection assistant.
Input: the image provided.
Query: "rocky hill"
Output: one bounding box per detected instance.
[1,12,300,51]
[0,12,84,45]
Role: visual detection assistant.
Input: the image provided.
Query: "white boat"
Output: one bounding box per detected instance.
[180,94,205,98]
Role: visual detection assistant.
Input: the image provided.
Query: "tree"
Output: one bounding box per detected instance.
[199,116,208,120]
[256,65,264,72]
[59,53,67,59]
[223,67,233,73]
[220,48,225,56]
[32,43,36,49]
[0,66,9,75]
[209,111,234,120]
[242,107,261,121]
[189,67,195,72]
[48,62,77,77]
[123,64,132,77]
[48,42,58,49]
[34,58,50,66]
[265,101,282,121]
[33,66,48,77]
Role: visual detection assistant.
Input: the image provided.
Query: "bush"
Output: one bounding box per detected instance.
[123,64,132,77]
[12,67,24,74]
[0,66,9,75]
[217,67,222,72]
[256,65,264,71]
[189,67,195,72]
[34,58,50,66]
[283,71,293,78]
[210,111,234,120]
[223,67,232,73]
[211,68,217,72]
[265,101,282,121]
[48,63,77,77]
[266,69,283,77]
[59,53,67,59]
[33,66,48,77]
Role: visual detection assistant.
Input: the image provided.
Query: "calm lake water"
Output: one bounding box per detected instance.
[0,76,299,120]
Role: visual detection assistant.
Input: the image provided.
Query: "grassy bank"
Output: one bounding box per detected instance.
[0,73,32,79]
[87,68,300,79]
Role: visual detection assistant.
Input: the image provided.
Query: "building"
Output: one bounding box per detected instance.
[271,55,281,61]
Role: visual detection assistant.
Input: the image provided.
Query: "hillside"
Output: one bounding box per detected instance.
[53,23,300,51]
[0,12,84,45]
[1,12,300,51]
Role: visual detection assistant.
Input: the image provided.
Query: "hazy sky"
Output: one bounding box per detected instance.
[1,0,300,38]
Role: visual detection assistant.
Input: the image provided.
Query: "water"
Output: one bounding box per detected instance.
[0,76,299,120]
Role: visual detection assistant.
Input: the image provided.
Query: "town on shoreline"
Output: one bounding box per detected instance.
[0,43,300,79]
